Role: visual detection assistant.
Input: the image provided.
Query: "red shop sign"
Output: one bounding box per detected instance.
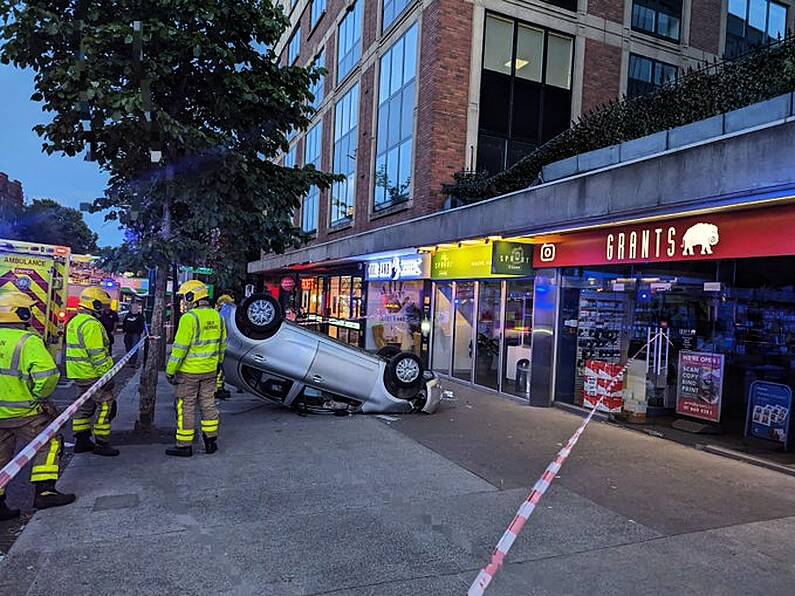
[532,203,795,268]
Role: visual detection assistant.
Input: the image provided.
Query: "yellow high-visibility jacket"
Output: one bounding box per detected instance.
[166,306,227,376]
[65,312,113,380]
[0,327,61,420]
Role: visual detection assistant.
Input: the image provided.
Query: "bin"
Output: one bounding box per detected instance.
[515,359,531,398]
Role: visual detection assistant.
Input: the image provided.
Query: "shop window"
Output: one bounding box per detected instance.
[475,281,503,389]
[288,27,301,65]
[627,54,677,98]
[331,83,359,225]
[477,14,574,175]
[452,282,475,381]
[383,0,411,31]
[302,122,322,233]
[366,280,423,354]
[432,283,453,374]
[311,0,326,30]
[631,0,682,42]
[337,0,363,83]
[725,0,787,59]
[310,49,325,110]
[374,23,418,212]
[502,280,534,397]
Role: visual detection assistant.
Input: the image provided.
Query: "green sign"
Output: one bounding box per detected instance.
[491,241,533,276]
[431,242,534,280]
[179,266,214,275]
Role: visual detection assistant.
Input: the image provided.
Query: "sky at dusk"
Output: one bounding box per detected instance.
[0,65,124,247]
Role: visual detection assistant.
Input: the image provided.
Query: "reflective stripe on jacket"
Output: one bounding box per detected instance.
[65,312,113,380]
[0,327,60,420]
[166,307,227,376]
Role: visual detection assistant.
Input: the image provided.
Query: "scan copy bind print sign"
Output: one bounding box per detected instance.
[532,203,795,268]
[676,351,725,423]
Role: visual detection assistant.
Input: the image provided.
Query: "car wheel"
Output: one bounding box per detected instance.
[376,345,401,361]
[384,351,424,396]
[235,293,283,340]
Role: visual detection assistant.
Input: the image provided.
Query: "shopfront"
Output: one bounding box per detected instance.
[263,263,366,347]
[536,202,795,444]
[429,240,542,399]
[363,254,431,361]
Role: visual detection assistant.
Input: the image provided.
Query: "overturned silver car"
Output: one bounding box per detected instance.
[219,294,442,415]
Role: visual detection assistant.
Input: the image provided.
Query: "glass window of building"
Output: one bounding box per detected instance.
[726,0,787,59]
[627,54,677,98]
[366,280,424,355]
[477,14,574,175]
[284,142,298,168]
[452,282,476,381]
[432,283,453,373]
[311,0,326,29]
[475,281,502,389]
[302,122,322,233]
[383,0,415,31]
[310,49,325,110]
[631,0,682,42]
[337,0,363,83]
[374,23,418,212]
[501,280,535,397]
[331,83,359,225]
[288,27,301,65]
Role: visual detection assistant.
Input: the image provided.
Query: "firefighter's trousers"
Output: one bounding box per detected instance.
[174,372,219,446]
[71,381,116,443]
[0,414,62,492]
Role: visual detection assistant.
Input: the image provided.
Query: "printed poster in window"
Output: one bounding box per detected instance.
[676,351,724,423]
[582,360,624,413]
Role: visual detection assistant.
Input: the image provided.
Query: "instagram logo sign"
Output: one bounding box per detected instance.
[539,243,556,263]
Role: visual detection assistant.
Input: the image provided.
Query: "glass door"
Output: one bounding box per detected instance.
[475,281,503,389]
[452,281,476,381]
[431,282,453,374]
[502,279,535,397]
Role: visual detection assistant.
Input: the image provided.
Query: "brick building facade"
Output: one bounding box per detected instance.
[0,172,24,216]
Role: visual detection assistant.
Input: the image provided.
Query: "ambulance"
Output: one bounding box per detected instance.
[0,239,70,361]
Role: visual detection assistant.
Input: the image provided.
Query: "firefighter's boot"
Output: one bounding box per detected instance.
[92,441,120,457]
[73,431,95,453]
[0,493,20,521]
[33,481,76,510]
[203,434,218,454]
[165,445,193,457]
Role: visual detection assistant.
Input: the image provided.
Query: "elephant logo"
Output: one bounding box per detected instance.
[681,223,719,256]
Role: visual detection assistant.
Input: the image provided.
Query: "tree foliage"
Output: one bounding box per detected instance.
[0,0,336,283]
[1,198,99,253]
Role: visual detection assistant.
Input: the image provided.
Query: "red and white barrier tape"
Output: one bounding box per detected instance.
[0,334,148,492]
[468,331,667,596]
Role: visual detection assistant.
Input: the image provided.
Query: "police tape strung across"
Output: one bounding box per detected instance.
[0,333,148,493]
[467,331,670,596]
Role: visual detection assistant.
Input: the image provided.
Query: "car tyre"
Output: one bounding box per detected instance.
[384,351,424,397]
[236,293,283,340]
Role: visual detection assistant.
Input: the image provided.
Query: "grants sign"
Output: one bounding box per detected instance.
[532,203,795,268]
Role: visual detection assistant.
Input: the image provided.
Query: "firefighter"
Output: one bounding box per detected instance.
[213,293,235,400]
[66,287,119,457]
[165,280,226,457]
[0,292,76,520]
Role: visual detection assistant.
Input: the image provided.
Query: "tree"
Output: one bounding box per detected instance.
[9,198,99,253]
[1,1,336,431]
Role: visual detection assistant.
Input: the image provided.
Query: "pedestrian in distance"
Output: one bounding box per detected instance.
[99,306,119,348]
[0,292,76,520]
[66,287,120,457]
[165,280,226,457]
[122,302,145,368]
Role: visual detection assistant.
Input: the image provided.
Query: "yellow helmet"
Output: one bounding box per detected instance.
[0,292,35,324]
[178,280,209,304]
[79,287,112,313]
[216,293,234,306]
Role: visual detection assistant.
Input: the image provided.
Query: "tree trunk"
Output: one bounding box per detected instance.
[136,264,167,432]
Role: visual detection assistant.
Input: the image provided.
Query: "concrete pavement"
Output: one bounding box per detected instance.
[0,375,794,594]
